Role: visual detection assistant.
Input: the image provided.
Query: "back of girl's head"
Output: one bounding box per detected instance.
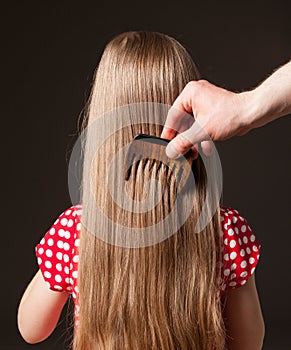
[74,31,225,350]
[83,31,199,127]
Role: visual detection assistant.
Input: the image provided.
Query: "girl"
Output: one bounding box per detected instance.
[17,31,265,350]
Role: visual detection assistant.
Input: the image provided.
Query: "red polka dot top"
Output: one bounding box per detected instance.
[35,204,261,322]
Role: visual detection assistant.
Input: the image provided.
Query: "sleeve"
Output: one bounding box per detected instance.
[35,206,77,293]
[220,206,261,290]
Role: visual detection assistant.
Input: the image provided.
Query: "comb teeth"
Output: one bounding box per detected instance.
[124,134,194,188]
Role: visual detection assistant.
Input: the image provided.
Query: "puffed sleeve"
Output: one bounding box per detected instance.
[220,206,261,290]
[35,206,78,293]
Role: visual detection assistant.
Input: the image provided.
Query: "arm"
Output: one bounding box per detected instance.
[223,274,265,350]
[161,60,291,158]
[17,269,70,344]
[245,60,291,132]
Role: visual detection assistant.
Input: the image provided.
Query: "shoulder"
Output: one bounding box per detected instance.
[35,204,82,292]
[219,205,261,291]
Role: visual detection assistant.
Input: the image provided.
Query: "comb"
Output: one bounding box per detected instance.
[124,134,194,188]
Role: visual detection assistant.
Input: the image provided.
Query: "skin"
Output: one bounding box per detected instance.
[223,274,265,350]
[18,270,264,348]
[17,270,69,344]
[161,60,291,158]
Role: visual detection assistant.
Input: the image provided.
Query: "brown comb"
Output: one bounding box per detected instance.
[124,134,194,188]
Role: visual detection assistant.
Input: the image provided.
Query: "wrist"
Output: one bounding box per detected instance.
[238,90,260,129]
[237,89,264,129]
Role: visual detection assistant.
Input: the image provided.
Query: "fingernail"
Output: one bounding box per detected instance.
[166,144,181,159]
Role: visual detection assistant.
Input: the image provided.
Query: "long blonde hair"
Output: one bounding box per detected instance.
[74,31,225,349]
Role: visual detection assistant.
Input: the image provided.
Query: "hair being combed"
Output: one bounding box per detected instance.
[73,31,226,350]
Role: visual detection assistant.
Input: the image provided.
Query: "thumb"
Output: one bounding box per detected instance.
[165,122,208,158]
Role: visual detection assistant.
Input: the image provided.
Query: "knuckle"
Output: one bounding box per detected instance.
[186,80,197,90]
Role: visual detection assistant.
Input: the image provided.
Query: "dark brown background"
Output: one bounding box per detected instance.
[1,0,290,349]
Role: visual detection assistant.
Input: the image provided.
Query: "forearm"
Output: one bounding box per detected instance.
[240,60,291,130]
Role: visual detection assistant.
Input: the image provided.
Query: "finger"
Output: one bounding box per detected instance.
[201,141,213,156]
[191,144,199,160]
[160,126,177,140]
[161,106,184,139]
[166,122,208,158]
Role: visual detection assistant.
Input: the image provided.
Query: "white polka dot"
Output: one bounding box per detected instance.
[64,266,70,274]
[230,252,237,260]
[72,270,78,279]
[250,234,255,242]
[61,218,68,226]
[224,224,228,230]
[246,247,251,254]
[240,260,247,268]
[63,254,70,263]
[58,229,65,237]
[40,238,45,245]
[54,285,63,291]
[243,236,248,244]
[253,245,258,252]
[74,286,79,293]
[229,239,236,248]
[38,247,44,255]
[240,271,248,278]
[66,286,72,292]
[241,225,247,232]
[224,269,230,276]
[67,219,74,227]
[235,227,239,234]
[239,216,244,221]
[73,255,79,263]
[251,267,256,274]
[45,261,52,269]
[257,254,260,260]
[65,231,71,239]
[238,238,242,245]
[56,252,63,260]
[65,210,72,216]
[57,240,64,249]
[224,238,228,245]
[230,273,236,280]
[229,281,236,287]
[228,228,234,236]
[64,242,70,251]
[54,219,59,225]
[46,249,53,258]
[249,257,255,264]
[44,271,51,279]
[72,292,77,299]
[240,280,246,285]
[56,263,62,271]
[49,227,55,235]
[65,277,70,284]
[232,216,238,223]
[47,238,54,246]
[55,275,62,283]
[240,249,245,257]
[75,239,80,247]
[224,253,229,261]
[37,257,42,265]
[76,222,81,231]
[230,263,237,270]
